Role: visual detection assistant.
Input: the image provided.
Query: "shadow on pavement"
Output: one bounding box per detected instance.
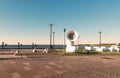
[0,57,23,60]
[101,57,115,59]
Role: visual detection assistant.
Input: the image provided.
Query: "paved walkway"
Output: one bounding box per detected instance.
[0,54,120,78]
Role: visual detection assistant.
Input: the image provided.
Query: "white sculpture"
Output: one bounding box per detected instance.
[43,48,48,53]
[84,45,120,52]
[85,46,105,52]
[85,46,92,51]
[66,30,78,52]
[14,50,20,56]
[33,48,37,52]
[108,45,120,52]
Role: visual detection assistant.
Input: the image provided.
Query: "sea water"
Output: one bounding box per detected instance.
[0,45,85,49]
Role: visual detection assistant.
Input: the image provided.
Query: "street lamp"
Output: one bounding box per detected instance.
[49,24,54,49]
[14,42,21,56]
[99,31,102,47]
[18,42,20,51]
[78,36,80,48]
[64,28,66,52]
[2,42,4,49]
[32,42,34,49]
[53,32,55,48]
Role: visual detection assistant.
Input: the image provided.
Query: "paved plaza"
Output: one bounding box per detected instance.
[0,50,120,78]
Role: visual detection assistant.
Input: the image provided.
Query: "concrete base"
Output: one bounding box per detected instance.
[66,46,77,53]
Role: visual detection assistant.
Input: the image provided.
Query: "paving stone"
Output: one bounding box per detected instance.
[11,72,21,78]
[23,66,31,71]
[0,54,120,78]
[0,72,10,78]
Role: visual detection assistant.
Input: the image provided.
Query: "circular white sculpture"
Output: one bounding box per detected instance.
[66,30,78,52]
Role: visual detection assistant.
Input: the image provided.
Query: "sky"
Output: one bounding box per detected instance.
[0,0,120,44]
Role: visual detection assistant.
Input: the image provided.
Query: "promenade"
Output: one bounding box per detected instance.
[0,49,120,78]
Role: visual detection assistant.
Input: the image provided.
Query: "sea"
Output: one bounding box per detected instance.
[0,45,85,49]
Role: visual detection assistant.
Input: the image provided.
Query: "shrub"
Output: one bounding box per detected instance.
[48,48,57,53]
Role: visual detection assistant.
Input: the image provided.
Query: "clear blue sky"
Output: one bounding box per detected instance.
[0,0,120,44]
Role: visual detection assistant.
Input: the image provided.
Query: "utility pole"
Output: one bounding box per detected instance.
[53,32,55,48]
[99,31,102,47]
[49,24,54,49]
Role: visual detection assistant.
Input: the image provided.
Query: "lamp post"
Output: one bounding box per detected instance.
[78,36,80,48]
[53,32,55,48]
[2,42,4,49]
[49,24,54,49]
[64,28,66,52]
[32,42,34,49]
[17,42,20,53]
[99,31,102,47]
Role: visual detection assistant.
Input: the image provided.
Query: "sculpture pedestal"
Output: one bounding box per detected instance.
[66,46,76,53]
